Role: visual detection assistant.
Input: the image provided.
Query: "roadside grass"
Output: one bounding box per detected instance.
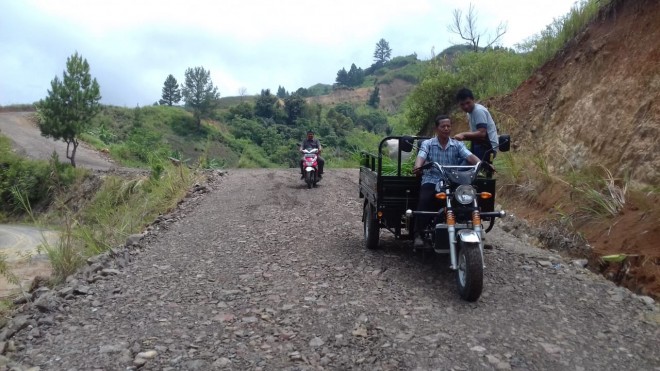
[237,144,278,168]
[496,149,629,222]
[75,164,195,255]
[0,134,87,218]
[11,161,197,283]
[571,167,628,218]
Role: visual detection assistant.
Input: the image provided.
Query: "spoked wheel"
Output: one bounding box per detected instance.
[363,204,380,250]
[456,241,483,302]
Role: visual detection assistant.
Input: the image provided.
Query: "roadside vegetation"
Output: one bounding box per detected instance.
[3,141,198,283]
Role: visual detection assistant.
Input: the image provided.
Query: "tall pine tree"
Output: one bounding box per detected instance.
[159,74,181,106]
[347,63,365,86]
[181,66,219,130]
[276,85,288,98]
[335,68,349,86]
[373,39,392,65]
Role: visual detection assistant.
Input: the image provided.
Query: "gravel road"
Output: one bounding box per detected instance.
[5,169,659,370]
[0,112,115,170]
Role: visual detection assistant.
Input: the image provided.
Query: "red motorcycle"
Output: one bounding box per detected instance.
[301,148,320,188]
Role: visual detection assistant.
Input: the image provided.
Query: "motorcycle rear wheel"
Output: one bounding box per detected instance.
[456,241,483,302]
[363,204,380,250]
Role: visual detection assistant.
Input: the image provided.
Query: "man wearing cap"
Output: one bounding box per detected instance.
[300,130,324,179]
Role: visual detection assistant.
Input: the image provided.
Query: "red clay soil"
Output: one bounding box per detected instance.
[492,0,660,297]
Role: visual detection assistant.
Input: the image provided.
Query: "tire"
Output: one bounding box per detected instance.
[305,172,313,189]
[363,204,380,250]
[456,241,483,302]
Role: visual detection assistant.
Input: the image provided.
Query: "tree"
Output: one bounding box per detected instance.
[238,87,248,102]
[295,87,310,97]
[448,3,507,52]
[358,110,389,133]
[36,52,101,167]
[367,86,380,108]
[405,68,462,133]
[254,89,278,119]
[159,74,181,106]
[347,63,365,86]
[276,85,288,98]
[284,94,306,125]
[228,102,254,120]
[182,66,220,130]
[373,38,392,65]
[335,68,349,86]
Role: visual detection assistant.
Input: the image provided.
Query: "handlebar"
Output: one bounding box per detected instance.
[413,161,485,174]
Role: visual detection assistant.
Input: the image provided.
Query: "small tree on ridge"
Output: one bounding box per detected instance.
[37,52,101,167]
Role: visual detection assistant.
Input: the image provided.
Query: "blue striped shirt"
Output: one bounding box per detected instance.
[417,137,473,184]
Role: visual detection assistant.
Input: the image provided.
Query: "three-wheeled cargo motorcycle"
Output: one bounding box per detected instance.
[359,135,510,301]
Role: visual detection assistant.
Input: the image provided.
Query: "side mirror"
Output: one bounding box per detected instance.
[399,136,414,153]
[498,135,511,152]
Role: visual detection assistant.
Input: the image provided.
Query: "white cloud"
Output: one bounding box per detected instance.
[1,0,577,106]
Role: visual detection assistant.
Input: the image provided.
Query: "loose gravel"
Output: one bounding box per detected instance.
[3,169,658,370]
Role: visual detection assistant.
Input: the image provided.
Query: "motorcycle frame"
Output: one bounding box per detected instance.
[408,163,504,270]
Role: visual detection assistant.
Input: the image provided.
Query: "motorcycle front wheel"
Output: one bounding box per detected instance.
[456,241,483,302]
[305,172,313,189]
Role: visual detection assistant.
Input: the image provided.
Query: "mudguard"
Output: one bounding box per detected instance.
[305,167,315,172]
[457,229,481,244]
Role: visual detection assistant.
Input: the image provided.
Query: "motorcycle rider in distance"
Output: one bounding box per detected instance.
[300,130,324,179]
[412,115,491,248]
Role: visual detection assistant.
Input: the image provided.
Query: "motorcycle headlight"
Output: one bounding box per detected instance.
[454,185,476,205]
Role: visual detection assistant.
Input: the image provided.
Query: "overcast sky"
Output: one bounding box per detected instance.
[0,0,578,106]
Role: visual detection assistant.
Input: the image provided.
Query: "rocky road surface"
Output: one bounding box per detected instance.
[0,112,115,170]
[4,169,659,370]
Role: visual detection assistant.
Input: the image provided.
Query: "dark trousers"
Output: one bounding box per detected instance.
[415,183,441,236]
[300,157,324,174]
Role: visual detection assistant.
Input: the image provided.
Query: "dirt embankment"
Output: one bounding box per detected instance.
[306,79,415,112]
[491,0,660,296]
[495,0,660,184]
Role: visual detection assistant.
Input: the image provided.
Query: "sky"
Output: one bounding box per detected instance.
[0,0,579,106]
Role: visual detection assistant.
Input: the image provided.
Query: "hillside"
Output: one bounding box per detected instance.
[495,0,659,185]
[306,78,416,113]
[491,0,660,296]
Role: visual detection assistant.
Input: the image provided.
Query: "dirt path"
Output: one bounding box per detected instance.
[0,112,115,170]
[0,225,55,298]
[5,169,659,370]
